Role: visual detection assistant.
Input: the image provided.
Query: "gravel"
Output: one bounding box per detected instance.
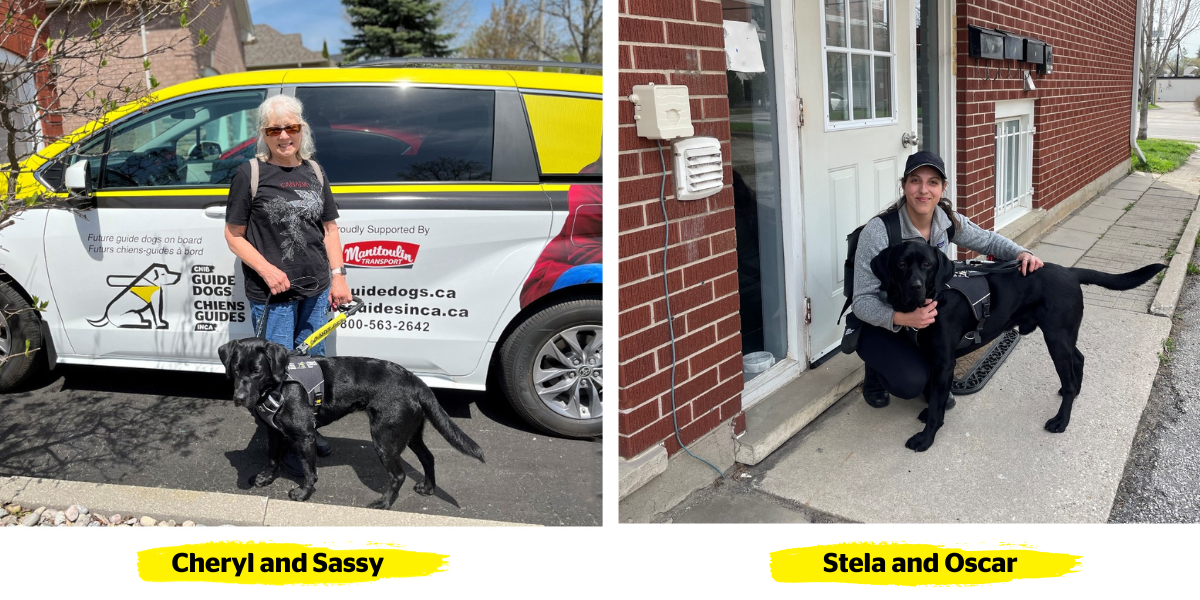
[1,503,207,527]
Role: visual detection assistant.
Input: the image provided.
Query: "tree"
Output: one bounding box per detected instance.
[543,0,601,64]
[0,0,212,231]
[461,0,544,60]
[1139,0,1200,138]
[341,0,454,62]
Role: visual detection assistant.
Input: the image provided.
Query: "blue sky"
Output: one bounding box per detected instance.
[247,0,491,54]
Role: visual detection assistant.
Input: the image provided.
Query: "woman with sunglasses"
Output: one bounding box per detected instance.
[224,95,351,471]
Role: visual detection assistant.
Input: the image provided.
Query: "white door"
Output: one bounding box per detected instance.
[799,0,915,359]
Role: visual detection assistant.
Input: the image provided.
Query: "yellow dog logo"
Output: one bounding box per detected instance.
[88,263,182,329]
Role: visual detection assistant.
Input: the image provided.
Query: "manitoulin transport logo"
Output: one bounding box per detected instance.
[343,241,420,268]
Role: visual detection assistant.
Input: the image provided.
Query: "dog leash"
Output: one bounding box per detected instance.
[254,275,325,340]
[953,259,1021,275]
[294,296,365,355]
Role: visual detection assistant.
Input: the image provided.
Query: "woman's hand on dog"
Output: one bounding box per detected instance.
[894,300,938,329]
[1016,251,1044,275]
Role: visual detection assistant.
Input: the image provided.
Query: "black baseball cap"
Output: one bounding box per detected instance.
[904,151,947,180]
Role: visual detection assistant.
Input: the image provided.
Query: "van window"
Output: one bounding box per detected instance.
[102,89,265,188]
[522,94,601,177]
[295,86,494,183]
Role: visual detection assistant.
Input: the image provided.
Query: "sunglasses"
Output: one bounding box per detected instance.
[263,124,302,136]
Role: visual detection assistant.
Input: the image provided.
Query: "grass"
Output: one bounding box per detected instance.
[1156,270,1168,284]
[1125,202,1135,211]
[1188,261,1200,275]
[1159,336,1176,364]
[1132,139,1198,173]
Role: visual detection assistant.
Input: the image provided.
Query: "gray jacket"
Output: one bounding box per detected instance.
[851,201,1029,331]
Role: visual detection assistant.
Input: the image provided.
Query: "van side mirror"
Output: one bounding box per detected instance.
[63,159,95,209]
[64,160,93,195]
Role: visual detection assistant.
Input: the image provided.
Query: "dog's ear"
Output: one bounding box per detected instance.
[933,248,955,292]
[217,341,234,376]
[266,341,291,384]
[870,245,894,292]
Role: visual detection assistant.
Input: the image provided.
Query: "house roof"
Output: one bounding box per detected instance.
[244,24,330,70]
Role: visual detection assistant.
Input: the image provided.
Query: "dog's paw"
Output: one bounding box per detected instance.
[288,486,314,502]
[917,408,928,423]
[251,471,276,487]
[1044,415,1070,433]
[414,481,435,496]
[905,431,934,452]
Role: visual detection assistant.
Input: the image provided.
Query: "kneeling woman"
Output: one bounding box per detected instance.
[852,151,1044,407]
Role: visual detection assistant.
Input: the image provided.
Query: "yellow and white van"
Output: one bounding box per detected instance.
[0,63,602,438]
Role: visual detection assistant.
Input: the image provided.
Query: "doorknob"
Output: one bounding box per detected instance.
[902,131,919,148]
[203,203,226,219]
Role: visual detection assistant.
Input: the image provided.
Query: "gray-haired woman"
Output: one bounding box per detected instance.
[223,95,349,468]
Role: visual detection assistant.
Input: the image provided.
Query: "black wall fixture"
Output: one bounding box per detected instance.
[968,25,1004,60]
[1039,45,1054,74]
[997,29,1025,61]
[1024,38,1046,65]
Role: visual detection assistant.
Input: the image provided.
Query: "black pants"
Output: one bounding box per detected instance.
[855,324,929,400]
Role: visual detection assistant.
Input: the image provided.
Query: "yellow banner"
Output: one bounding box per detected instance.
[138,541,447,585]
[770,542,1080,586]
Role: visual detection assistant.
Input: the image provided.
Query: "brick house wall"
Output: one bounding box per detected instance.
[954,0,1136,234]
[52,1,247,135]
[1,1,63,141]
[618,0,746,460]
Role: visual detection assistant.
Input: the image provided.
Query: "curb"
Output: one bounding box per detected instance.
[1151,194,1200,317]
[0,476,533,527]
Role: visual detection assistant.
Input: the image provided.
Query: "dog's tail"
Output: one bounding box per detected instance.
[1071,264,1166,290]
[87,316,109,327]
[418,388,485,463]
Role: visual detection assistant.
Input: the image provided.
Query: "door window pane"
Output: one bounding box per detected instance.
[848,0,869,49]
[874,56,891,118]
[851,54,871,119]
[825,0,845,46]
[828,52,849,121]
[872,0,889,51]
[105,90,265,187]
[296,86,494,183]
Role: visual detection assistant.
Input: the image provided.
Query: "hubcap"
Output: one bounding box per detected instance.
[0,311,10,357]
[533,324,602,420]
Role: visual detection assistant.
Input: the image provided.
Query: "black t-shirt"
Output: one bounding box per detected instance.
[226,160,340,303]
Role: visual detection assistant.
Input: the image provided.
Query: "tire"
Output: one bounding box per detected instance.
[0,280,45,392]
[499,297,602,438]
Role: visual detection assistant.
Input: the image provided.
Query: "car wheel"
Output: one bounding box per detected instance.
[500,297,601,438]
[0,280,45,392]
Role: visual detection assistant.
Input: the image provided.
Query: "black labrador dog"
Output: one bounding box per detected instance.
[870,241,1165,452]
[218,338,484,508]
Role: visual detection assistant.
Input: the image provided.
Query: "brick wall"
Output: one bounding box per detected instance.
[53,1,246,135]
[1,1,63,140]
[955,0,1136,234]
[618,0,746,460]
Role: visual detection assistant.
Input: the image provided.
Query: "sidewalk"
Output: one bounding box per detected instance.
[673,158,1200,523]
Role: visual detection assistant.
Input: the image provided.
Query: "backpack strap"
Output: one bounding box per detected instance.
[881,209,902,247]
[249,157,259,198]
[306,159,325,187]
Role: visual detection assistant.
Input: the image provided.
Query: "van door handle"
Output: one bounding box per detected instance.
[203,203,226,218]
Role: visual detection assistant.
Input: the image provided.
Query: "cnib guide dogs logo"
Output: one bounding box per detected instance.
[88,263,182,329]
[343,241,420,268]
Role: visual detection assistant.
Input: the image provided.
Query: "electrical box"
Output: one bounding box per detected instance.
[673,137,722,201]
[629,84,694,140]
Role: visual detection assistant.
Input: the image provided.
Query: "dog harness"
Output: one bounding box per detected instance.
[941,260,1021,350]
[255,357,326,431]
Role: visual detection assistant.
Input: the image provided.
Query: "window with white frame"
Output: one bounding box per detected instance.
[993,99,1035,229]
[822,0,895,129]
[0,49,41,162]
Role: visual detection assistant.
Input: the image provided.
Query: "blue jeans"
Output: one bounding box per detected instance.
[248,287,331,356]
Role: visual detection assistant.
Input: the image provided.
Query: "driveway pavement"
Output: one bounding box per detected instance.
[0,364,601,526]
[1146,102,1200,143]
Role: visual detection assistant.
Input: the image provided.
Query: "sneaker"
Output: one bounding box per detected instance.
[315,432,332,457]
[862,366,890,408]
